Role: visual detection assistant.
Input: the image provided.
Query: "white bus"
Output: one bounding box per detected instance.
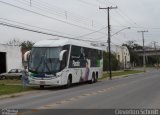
[25,39,103,88]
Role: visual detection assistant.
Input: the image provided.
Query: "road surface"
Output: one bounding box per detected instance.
[0,68,160,115]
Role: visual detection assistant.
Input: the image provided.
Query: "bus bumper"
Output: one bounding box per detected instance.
[29,77,61,86]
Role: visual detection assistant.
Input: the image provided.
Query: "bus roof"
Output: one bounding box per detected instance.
[34,39,106,50]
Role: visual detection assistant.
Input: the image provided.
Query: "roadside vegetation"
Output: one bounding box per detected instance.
[0,70,143,96]
[100,70,144,80]
[123,40,160,67]
[103,52,119,71]
[0,84,32,96]
[0,80,32,96]
[0,79,22,85]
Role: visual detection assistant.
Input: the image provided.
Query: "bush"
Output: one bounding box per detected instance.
[103,52,120,71]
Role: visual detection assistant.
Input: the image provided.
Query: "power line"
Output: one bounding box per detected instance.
[94,26,130,44]
[104,0,117,6]
[0,17,107,42]
[103,0,144,29]
[75,26,107,38]
[17,0,90,25]
[76,0,98,7]
[35,0,94,23]
[16,0,66,17]
[0,21,73,39]
[111,25,160,30]
[104,0,142,27]
[111,42,122,46]
[0,0,106,35]
[13,0,160,32]
[0,21,107,43]
[118,9,142,27]
[96,0,107,5]
[104,10,127,27]
[0,17,75,37]
[15,0,105,28]
[114,10,136,26]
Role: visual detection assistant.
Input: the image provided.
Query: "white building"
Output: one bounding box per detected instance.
[101,43,131,69]
[111,45,131,69]
[0,44,22,73]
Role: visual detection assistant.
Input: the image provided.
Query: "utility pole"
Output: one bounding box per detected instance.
[99,6,117,80]
[137,30,148,72]
[152,41,158,69]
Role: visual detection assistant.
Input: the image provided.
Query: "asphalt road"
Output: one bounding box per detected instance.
[0,68,160,115]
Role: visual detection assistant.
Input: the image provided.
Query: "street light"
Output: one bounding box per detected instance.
[95,27,131,79]
[108,27,131,79]
[111,27,131,37]
[95,27,131,40]
[112,27,131,70]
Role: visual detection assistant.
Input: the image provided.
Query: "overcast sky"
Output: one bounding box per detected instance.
[0,0,160,47]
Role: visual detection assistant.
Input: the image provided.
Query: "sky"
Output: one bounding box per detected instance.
[0,0,160,47]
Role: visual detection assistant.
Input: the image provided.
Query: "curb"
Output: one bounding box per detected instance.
[0,72,145,99]
[127,72,145,76]
[0,90,40,100]
[99,71,145,81]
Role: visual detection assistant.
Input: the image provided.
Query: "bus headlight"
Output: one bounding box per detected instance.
[56,73,62,78]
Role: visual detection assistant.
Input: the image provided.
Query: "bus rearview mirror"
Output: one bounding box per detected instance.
[59,50,67,61]
[24,50,31,62]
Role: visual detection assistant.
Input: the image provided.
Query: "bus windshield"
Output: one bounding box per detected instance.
[28,47,61,74]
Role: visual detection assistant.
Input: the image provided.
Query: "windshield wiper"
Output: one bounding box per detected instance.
[43,58,52,74]
[34,56,43,73]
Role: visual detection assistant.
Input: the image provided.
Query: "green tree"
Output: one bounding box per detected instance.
[122,40,143,66]
[20,40,34,50]
[103,52,120,71]
[6,39,34,50]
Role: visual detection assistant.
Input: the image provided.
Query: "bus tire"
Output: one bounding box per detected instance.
[65,75,72,88]
[89,73,95,84]
[95,72,98,82]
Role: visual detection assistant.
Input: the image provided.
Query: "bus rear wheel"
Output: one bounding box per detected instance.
[89,73,95,84]
[95,72,98,82]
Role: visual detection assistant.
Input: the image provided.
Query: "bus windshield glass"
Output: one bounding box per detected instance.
[28,47,61,74]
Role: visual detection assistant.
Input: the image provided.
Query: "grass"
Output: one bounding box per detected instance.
[0,79,33,96]
[0,79,22,85]
[100,70,144,80]
[0,84,32,96]
[0,70,143,96]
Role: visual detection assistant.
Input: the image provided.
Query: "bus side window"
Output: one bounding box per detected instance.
[60,45,70,70]
[60,51,68,70]
[98,50,102,60]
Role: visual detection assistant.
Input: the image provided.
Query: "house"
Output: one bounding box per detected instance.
[101,43,131,69]
[0,44,22,74]
[111,45,131,69]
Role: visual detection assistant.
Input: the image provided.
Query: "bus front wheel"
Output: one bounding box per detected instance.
[65,76,72,88]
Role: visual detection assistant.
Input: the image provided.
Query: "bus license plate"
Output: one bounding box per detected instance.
[40,81,45,85]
